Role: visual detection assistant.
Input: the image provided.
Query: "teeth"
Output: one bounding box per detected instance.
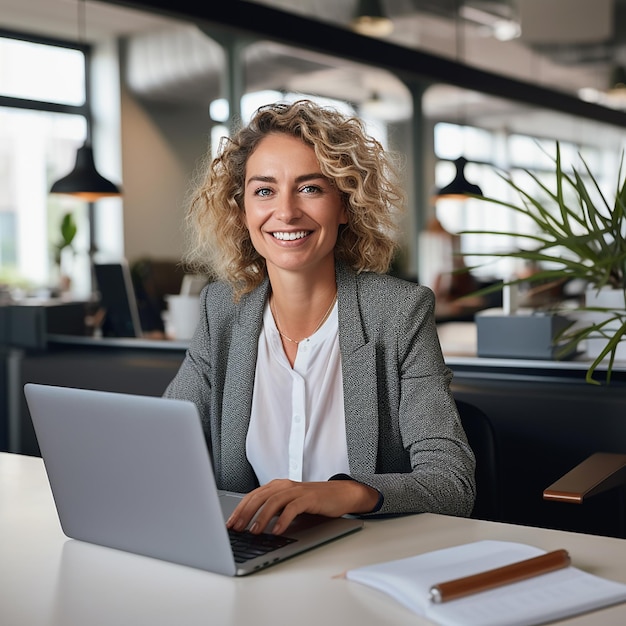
[272,231,308,241]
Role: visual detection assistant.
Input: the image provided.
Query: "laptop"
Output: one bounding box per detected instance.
[23,383,363,576]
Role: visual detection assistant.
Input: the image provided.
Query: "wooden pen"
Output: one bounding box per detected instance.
[429,549,571,603]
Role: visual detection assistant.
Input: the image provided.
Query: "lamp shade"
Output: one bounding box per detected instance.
[608,65,626,94]
[434,157,483,200]
[351,0,393,37]
[50,142,121,202]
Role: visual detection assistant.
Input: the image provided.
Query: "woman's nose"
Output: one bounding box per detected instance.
[274,193,302,222]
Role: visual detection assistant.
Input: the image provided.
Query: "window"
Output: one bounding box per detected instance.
[433,123,626,283]
[0,32,90,296]
[0,36,85,104]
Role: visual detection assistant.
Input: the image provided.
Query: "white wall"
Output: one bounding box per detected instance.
[119,86,211,266]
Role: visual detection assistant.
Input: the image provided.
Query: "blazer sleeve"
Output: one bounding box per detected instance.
[346,283,477,518]
[163,284,216,452]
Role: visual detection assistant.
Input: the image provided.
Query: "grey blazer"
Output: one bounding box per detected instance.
[164,262,476,517]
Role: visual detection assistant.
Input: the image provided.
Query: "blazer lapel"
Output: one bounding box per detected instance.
[220,280,269,492]
[336,264,379,475]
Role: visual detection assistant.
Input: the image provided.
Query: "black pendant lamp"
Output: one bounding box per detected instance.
[434,157,483,200]
[433,2,483,202]
[608,65,626,95]
[50,141,121,202]
[351,0,394,37]
[50,0,121,202]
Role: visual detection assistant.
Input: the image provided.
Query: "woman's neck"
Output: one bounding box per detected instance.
[268,264,338,348]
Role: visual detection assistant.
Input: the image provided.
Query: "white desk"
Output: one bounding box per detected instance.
[2,452,626,626]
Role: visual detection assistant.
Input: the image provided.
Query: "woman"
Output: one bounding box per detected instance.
[164,99,476,535]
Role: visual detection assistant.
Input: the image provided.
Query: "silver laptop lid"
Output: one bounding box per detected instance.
[24,383,237,576]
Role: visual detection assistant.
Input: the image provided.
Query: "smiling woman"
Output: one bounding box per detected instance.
[164,99,477,537]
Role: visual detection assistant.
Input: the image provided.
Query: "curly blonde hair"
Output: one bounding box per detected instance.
[184,99,405,299]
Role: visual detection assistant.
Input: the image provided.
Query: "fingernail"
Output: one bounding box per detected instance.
[249,521,259,534]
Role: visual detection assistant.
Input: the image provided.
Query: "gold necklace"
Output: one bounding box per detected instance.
[271,292,337,345]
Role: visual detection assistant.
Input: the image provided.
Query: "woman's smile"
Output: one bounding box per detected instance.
[270,229,312,242]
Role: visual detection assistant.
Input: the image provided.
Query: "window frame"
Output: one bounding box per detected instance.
[0,28,90,122]
[0,28,93,293]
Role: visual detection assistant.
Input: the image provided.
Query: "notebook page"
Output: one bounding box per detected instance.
[346,540,626,626]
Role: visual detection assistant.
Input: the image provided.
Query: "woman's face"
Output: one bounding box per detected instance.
[243,133,347,278]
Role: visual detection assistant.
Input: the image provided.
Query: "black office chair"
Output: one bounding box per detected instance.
[455,399,501,522]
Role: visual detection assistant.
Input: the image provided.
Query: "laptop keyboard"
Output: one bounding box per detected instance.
[228,529,297,564]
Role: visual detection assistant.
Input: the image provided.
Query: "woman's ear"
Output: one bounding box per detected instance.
[340,200,349,225]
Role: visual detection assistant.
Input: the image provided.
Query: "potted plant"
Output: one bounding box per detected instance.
[53,212,78,293]
[461,143,626,384]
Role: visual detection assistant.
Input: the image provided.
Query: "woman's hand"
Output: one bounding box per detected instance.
[226,478,379,535]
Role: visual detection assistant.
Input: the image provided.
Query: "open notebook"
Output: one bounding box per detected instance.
[24,383,363,576]
[346,540,626,626]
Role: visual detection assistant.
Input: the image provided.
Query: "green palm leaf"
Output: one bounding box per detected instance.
[462,142,626,384]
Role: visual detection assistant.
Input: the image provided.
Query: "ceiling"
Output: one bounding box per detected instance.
[0,0,183,43]
[2,0,626,141]
[243,0,626,107]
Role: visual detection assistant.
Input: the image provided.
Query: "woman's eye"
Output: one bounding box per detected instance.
[255,187,272,197]
[301,184,321,194]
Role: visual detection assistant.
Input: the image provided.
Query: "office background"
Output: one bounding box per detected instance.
[4,0,626,296]
[2,1,626,541]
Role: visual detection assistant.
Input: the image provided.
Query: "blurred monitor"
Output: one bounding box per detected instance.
[93,261,142,338]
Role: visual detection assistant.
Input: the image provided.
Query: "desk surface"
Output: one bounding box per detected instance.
[2,452,626,626]
[46,333,190,351]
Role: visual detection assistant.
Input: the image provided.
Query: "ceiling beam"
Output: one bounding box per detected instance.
[102,0,626,127]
